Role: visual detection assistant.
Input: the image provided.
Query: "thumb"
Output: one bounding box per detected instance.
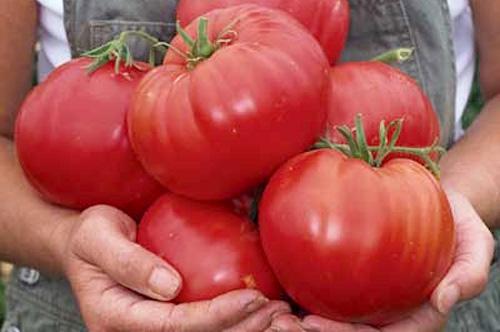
[74,205,183,301]
[431,192,494,314]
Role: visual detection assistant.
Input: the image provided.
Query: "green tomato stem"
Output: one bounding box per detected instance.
[316,114,445,178]
[176,21,195,48]
[194,17,216,59]
[82,30,163,74]
[371,48,414,65]
[176,17,237,70]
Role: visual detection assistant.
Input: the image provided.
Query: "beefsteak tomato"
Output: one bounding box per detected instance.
[15,58,164,218]
[129,5,330,200]
[176,0,350,63]
[326,61,440,156]
[137,193,282,302]
[259,142,455,325]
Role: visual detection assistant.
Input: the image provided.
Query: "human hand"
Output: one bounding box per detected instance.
[61,205,290,331]
[271,191,494,332]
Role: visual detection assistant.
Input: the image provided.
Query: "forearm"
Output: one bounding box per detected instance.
[440,95,500,228]
[0,137,76,275]
[0,0,37,137]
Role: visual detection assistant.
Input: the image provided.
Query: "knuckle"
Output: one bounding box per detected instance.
[81,204,114,218]
[474,270,489,290]
[161,306,180,332]
[485,231,495,253]
[115,246,138,274]
[205,298,234,328]
[467,270,489,296]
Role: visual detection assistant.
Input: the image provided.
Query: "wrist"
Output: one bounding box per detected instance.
[42,208,80,276]
[440,158,500,228]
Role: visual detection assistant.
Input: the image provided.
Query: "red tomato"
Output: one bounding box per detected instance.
[15,58,164,218]
[137,193,282,302]
[177,0,350,63]
[259,149,455,325]
[327,62,440,153]
[129,5,330,200]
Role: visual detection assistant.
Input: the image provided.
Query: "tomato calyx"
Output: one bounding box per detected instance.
[371,48,414,65]
[175,17,239,70]
[83,30,164,74]
[315,114,446,177]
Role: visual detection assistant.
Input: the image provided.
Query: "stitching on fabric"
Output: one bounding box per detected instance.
[398,0,426,91]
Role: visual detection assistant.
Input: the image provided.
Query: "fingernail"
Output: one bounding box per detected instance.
[149,266,181,300]
[437,284,460,314]
[244,295,269,313]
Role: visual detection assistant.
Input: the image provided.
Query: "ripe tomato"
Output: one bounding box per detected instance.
[129,5,330,200]
[137,193,282,302]
[259,149,455,325]
[177,0,350,64]
[15,58,164,218]
[327,62,440,153]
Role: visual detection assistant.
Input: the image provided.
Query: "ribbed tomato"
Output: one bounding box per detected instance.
[129,5,329,200]
[259,148,455,325]
[327,62,440,152]
[177,0,350,63]
[137,193,282,302]
[15,58,163,218]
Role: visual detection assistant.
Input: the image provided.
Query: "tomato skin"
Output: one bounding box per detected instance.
[129,5,330,200]
[259,149,455,325]
[327,62,440,154]
[15,58,164,218]
[177,0,350,64]
[137,193,282,302]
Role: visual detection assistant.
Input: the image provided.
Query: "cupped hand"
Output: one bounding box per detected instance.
[61,205,290,331]
[271,190,495,332]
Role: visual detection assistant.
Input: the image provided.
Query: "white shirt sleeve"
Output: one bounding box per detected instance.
[447,0,476,139]
[36,0,71,82]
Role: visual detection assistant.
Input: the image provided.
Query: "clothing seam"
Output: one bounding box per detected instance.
[398,0,427,92]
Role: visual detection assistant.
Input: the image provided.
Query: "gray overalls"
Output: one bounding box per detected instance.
[2,0,499,331]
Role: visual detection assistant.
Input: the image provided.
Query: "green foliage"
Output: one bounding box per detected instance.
[462,73,485,130]
[0,279,4,326]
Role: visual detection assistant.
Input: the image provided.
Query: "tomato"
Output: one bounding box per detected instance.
[259,148,455,325]
[326,62,440,156]
[15,58,164,218]
[129,5,329,200]
[137,193,282,302]
[177,0,350,64]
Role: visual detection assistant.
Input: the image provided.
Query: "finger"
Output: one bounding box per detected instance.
[381,303,446,332]
[168,290,271,331]
[225,301,291,332]
[112,289,269,332]
[267,314,312,332]
[432,192,495,314]
[303,316,377,332]
[76,205,182,301]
